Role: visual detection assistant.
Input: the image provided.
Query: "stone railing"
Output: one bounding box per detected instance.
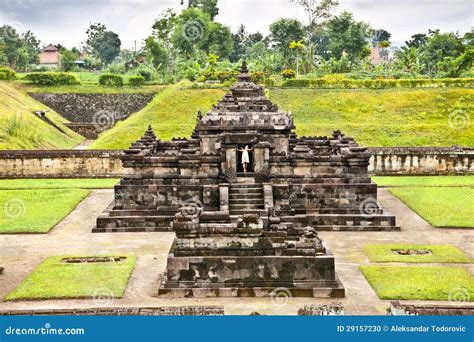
[368,147,474,175]
[0,150,123,178]
[0,147,472,178]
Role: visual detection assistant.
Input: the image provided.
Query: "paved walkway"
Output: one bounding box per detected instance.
[0,189,472,315]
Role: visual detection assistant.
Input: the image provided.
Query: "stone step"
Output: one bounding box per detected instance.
[229,188,263,194]
[229,198,263,205]
[229,203,265,209]
[229,209,268,216]
[230,184,262,189]
[229,194,264,200]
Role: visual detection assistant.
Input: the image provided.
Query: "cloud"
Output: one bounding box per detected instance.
[0,0,471,48]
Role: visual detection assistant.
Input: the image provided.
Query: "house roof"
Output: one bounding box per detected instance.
[43,44,58,52]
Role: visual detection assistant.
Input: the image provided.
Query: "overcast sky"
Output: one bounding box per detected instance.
[0,0,472,49]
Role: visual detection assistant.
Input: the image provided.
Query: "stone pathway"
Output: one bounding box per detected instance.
[0,189,472,315]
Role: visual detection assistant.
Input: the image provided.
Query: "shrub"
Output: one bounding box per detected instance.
[215,70,235,83]
[99,74,124,87]
[23,72,79,86]
[251,71,265,84]
[0,67,16,80]
[264,77,276,87]
[282,68,296,79]
[129,75,145,87]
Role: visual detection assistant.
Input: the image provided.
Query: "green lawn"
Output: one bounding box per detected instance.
[373,176,474,187]
[269,88,473,147]
[0,82,82,149]
[91,84,225,149]
[389,187,474,228]
[364,244,472,263]
[0,189,90,233]
[5,255,136,301]
[0,178,119,190]
[360,265,474,301]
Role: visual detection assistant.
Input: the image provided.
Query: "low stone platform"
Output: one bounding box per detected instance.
[388,301,474,316]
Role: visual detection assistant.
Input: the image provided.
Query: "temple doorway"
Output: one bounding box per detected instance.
[236,144,254,174]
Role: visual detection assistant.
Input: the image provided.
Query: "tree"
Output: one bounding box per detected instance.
[372,29,391,46]
[394,46,424,74]
[290,0,338,71]
[289,40,304,76]
[325,11,371,61]
[0,25,28,69]
[437,49,473,77]
[269,18,305,56]
[171,8,211,56]
[85,23,121,66]
[405,33,428,49]
[203,22,233,58]
[420,31,465,74]
[60,50,78,71]
[145,36,169,71]
[188,0,219,20]
[22,30,40,66]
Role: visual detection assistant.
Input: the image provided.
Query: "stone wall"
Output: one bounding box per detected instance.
[368,147,474,175]
[29,93,155,123]
[0,150,123,178]
[0,147,472,178]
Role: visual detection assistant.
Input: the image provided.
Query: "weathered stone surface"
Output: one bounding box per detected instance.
[388,301,474,316]
[0,306,224,316]
[29,93,155,123]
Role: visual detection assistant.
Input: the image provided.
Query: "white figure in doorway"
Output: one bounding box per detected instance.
[238,145,253,174]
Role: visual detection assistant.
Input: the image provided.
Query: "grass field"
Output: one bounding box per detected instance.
[269,88,474,147]
[0,189,90,233]
[5,255,136,301]
[360,265,474,301]
[389,187,474,228]
[0,178,119,190]
[91,85,225,149]
[364,244,472,263]
[0,82,82,149]
[373,176,474,187]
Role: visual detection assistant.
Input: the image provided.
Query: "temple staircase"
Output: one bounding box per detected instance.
[229,183,265,216]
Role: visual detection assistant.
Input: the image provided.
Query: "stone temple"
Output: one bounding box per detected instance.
[95,62,399,298]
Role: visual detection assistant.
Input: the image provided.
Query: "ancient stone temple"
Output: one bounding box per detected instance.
[95,61,399,297]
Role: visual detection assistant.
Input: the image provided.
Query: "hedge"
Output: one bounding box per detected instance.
[23,72,79,86]
[99,74,124,87]
[129,75,145,86]
[0,67,17,80]
[282,78,474,89]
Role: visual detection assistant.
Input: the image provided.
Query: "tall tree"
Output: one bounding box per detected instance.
[420,31,465,73]
[269,18,306,56]
[188,0,219,20]
[171,8,211,56]
[85,23,121,66]
[372,29,391,46]
[405,33,428,48]
[325,11,371,61]
[290,0,338,70]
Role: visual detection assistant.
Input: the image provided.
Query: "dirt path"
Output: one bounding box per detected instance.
[73,139,95,150]
[0,189,472,315]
